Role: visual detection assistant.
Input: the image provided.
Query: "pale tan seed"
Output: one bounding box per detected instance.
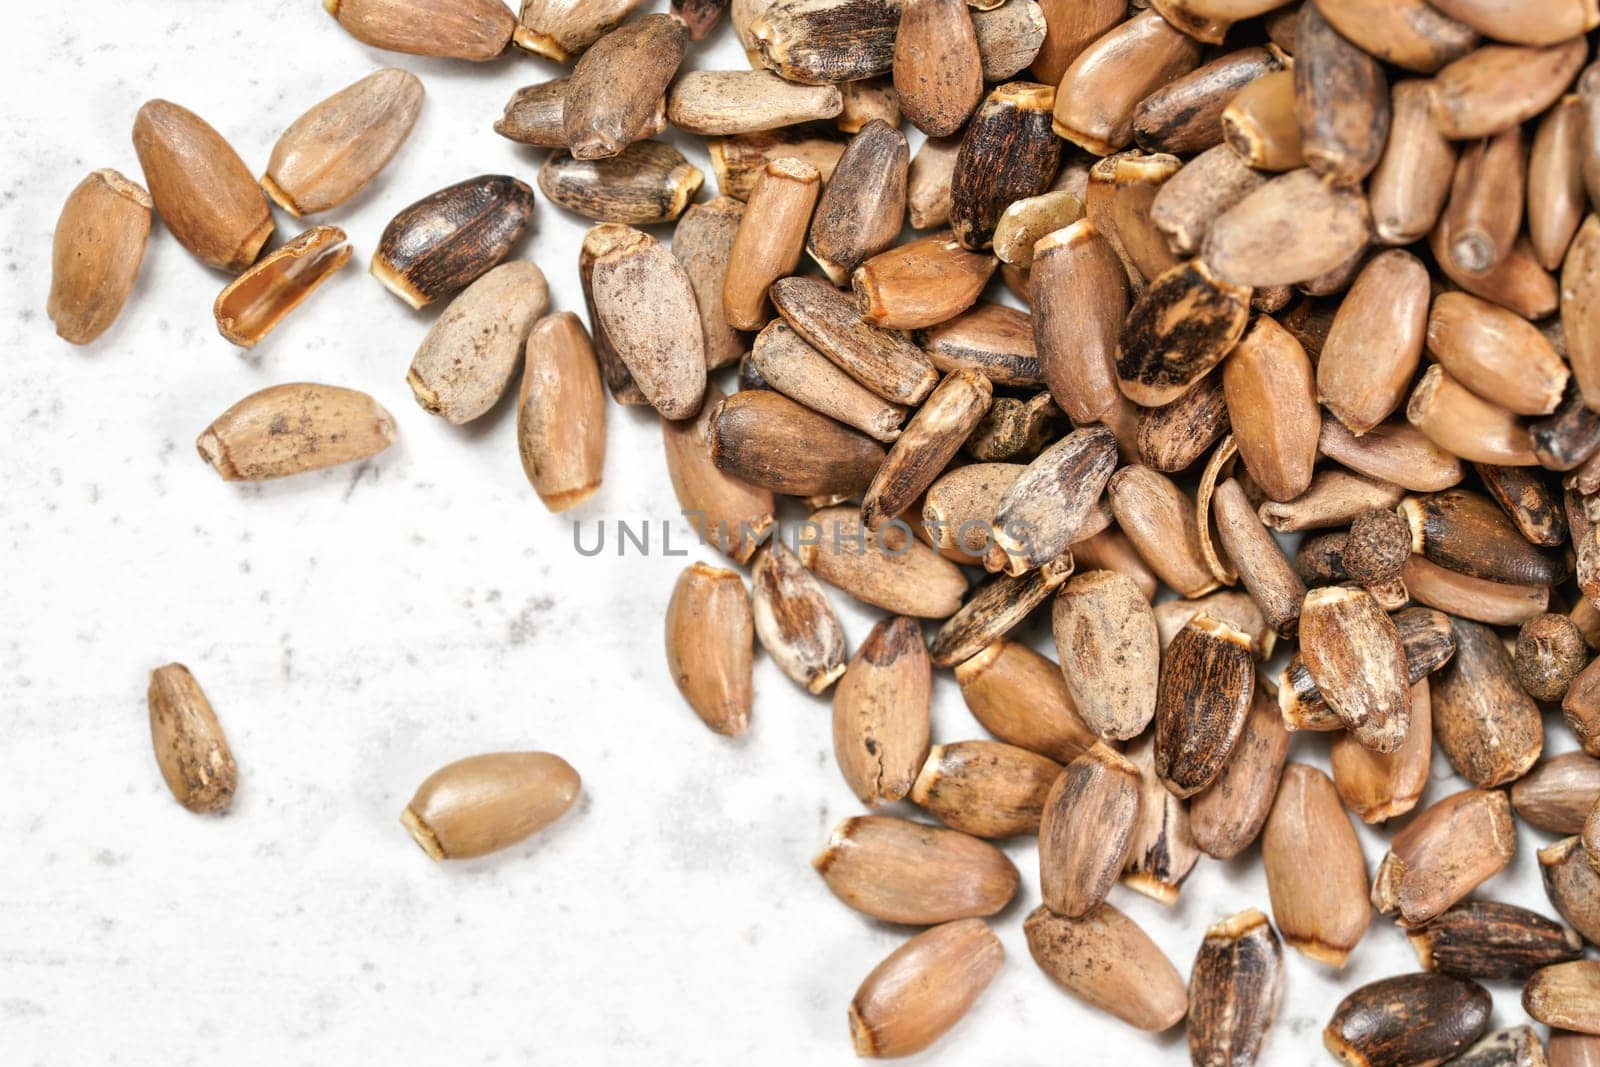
[590,226,707,420]
[513,0,648,61]
[400,752,580,860]
[517,312,607,512]
[1201,168,1371,288]
[990,425,1119,576]
[801,505,968,617]
[1262,763,1371,967]
[498,79,660,148]
[1428,37,1588,139]
[771,276,938,405]
[922,463,1024,563]
[751,540,847,694]
[848,919,1004,1059]
[1299,586,1410,753]
[1108,464,1218,599]
[1433,617,1544,788]
[671,197,745,373]
[667,70,842,135]
[148,664,237,814]
[1317,249,1432,436]
[1190,683,1289,859]
[408,261,549,424]
[262,68,423,217]
[953,639,1100,764]
[1526,961,1600,1035]
[1038,742,1140,917]
[749,319,906,442]
[1051,570,1158,741]
[1541,836,1600,946]
[1371,788,1516,927]
[907,134,960,230]
[837,77,900,133]
[723,158,821,331]
[1514,752,1600,835]
[47,169,151,345]
[1213,479,1306,639]
[1150,142,1266,257]
[1319,417,1466,493]
[1155,591,1275,661]
[196,383,396,482]
[1050,11,1200,156]
[814,814,1018,923]
[1023,902,1188,1031]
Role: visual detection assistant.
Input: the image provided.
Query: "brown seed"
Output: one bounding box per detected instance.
[708,125,849,201]
[1281,605,1454,730]
[132,100,272,274]
[1024,902,1187,1030]
[48,169,152,345]
[723,157,820,331]
[1325,973,1492,1067]
[1135,375,1229,474]
[912,739,1061,838]
[371,175,534,309]
[751,540,846,693]
[147,664,237,814]
[1027,0,1119,85]
[1037,742,1140,917]
[1434,230,1560,320]
[196,383,397,482]
[1515,752,1600,834]
[1316,250,1431,436]
[326,0,516,58]
[1202,169,1371,288]
[400,752,579,861]
[1477,463,1568,547]
[1543,836,1600,945]
[1213,480,1305,637]
[814,813,1017,922]
[1155,614,1256,798]
[1294,1,1391,185]
[1108,464,1218,599]
[750,320,905,442]
[928,554,1071,669]
[906,133,960,231]
[1551,1029,1600,1067]
[1441,127,1526,279]
[1332,677,1432,824]
[1187,909,1284,1067]
[1412,900,1584,981]
[1050,570,1159,741]
[496,78,666,148]
[1138,46,1284,158]
[1401,489,1567,587]
[1431,0,1598,44]
[517,312,607,511]
[1320,416,1466,494]
[1050,11,1200,157]
[1115,258,1251,408]
[1221,68,1303,172]
[1372,787,1516,926]
[1403,554,1550,625]
[1370,79,1459,246]
[707,389,885,497]
[1029,221,1126,423]
[1564,216,1600,411]
[661,383,775,565]
[1432,617,1544,786]
[832,616,930,805]
[1122,733,1201,903]
[1428,37,1587,139]
[990,425,1119,576]
[539,141,703,225]
[1156,591,1275,661]
[964,391,1057,462]
[947,82,1061,251]
[1317,0,1477,72]
[836,76,900,133]
[589,225,706,420]
[807,119,909,284]
[800,505,968,617]
[1297,531,1352,588]
[1262,763,1371,967]
[666,70,841,135]
[892,0,982,137]
[954,638,1100,763]
[848,919,1003,1059]
[1261,470,1407,533]
[1428,293,1567,418]
[748,0,897,84]
[664,563,754,736]
[1298,586,1410,751]
[920,303,1041,388]
[1150,143,1267,258]
[408,261,549,424]
[1407,364,1537,466]
[671,197,745,373]
[1085,151,1184,289]
[673,0,728,38]
[922,462,1024,563]
[513,0,648,61]
[1342,507,1411,586]
[1224,317,1319,501]
[852,232,996,330]
[1527,962,1600,1035]
[971,0,1048,83]
[563,14,687,160]
[263,68,422,217]
[1532,384,1600,473]
[1191,683,1289,859]
[578,224,647,406]
[770,276,938,404]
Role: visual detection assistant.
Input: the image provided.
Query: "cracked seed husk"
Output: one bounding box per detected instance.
[831,616,931,805]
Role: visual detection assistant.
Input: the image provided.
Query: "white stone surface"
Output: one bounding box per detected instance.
[0,3,1578,1063]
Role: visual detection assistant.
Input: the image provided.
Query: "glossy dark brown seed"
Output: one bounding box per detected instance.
[707,389,885,498]
[1187,909,1284,1067]
[1324,973,1491,1067]
[949,82,1061,251]
[538,142,702,225]
[1155,614,1255,799]
[1410,900,1583,980]
[371,175,534,309]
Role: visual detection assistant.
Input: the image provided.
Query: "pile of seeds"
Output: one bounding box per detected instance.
[46,0,1600,1059]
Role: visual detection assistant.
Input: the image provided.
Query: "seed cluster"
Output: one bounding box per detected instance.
[47,0,1600,1059]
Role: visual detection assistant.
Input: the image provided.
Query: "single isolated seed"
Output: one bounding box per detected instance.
[665,563,753,736]
[1037,742,1140,917]
[400,752,580,861]
[1023,902,1188,1031]
[1187,909,1284,1067]
[371,175,535,309]
[832,616,932,806]
[148,664,237,814]
[813,814,1018,924]
[538,142,704,225]
[408,261,549,424]
[1371,788,1517,927]
[262,68,423,217]
[196,383,396,482]
[48,169,151,345]
[1410,900,1583,981]
[848,919,1003,1059]
[132,99,272,274]
[516,311,607,512]
[1324,973,1492,1067]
